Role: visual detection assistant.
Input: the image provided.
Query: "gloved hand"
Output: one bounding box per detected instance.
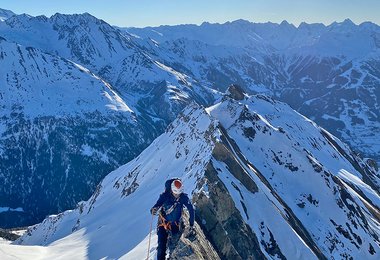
[186,226,196,240]
[150,207,158,215]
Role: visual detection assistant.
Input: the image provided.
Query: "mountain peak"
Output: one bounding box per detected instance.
[342,18,355,25]
[230,19,252,26]
[280,20,296,28]
[34,15,48,22]
[329,18,357,29]
[226,84,246,100]
[280,20,290,25]
[50,12,102,25]
[298,21,326,30]
[359,21,380,31]
[0,8,16,21]
[4,13,34,27]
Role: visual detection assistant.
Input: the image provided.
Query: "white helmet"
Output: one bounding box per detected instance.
[171,179,184,195]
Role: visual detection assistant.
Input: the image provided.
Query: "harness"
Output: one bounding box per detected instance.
[158,213,179,231]
[158,196,182,231]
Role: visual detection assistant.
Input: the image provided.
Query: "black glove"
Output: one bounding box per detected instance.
[186,226,196,240]
[150,207,158,215]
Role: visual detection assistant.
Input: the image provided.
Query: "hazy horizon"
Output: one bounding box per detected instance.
[124,18,379,29]
[1,9,378,29]
[1,0,380,28]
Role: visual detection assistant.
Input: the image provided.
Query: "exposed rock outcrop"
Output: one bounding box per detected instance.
[193,163,265,260]
[0,228,20,241]
[226,84,245,101]
[170,211,220,260]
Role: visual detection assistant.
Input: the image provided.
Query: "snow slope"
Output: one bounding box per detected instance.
[0,230,88,260]
[0,37,159,228]
[0,12,216,121]
[6,87,379,259]
[0,37,132,118]
[207,91,380,258]
[13,104,216,259]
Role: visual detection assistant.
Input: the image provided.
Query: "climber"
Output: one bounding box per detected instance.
[150,178,196,260]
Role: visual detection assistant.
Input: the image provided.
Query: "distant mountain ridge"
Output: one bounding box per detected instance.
[126,18,380,57]
[125,18,380,165]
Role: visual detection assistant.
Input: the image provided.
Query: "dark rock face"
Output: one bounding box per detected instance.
[193,163,265,260]
[366,158,379,172]
[226,84,245,101]
[212,142,258,194]
[193,125,327,260]
[0,228,20,241]
[170,211,220,260]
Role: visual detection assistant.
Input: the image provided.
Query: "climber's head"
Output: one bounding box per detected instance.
[171,179,183,198]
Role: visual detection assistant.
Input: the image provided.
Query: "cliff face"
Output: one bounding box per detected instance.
[193,149,265,260]
[169,210,220,260]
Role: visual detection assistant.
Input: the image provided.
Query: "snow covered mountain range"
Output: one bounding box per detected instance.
[0,7,379,232]
[0,35,161,228]
[0,9,209,227]
[6,85,379,259]
[126,19,380,166]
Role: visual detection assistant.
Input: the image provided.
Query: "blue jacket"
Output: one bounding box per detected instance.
[153,192,194,226]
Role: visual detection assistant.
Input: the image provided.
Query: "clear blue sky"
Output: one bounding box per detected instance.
[1,0,379,27]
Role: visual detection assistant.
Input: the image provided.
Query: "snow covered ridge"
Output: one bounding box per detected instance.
[0,8,15,21]
[12,88,380,259]
[0,10,216,120]
[126,18,380,166]
[0,37,133,118]
[14,103,218,259]
[127,18,380,56]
